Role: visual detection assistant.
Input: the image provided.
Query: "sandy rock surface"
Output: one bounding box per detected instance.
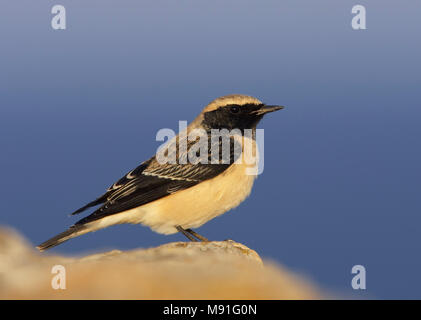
[0,227,320,299]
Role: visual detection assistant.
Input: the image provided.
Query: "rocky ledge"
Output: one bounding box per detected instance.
[0,227,320,299]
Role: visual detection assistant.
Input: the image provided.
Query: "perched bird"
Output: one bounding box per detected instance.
[37,95,283,251]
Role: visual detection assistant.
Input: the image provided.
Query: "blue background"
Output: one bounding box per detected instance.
[1,1,420,299]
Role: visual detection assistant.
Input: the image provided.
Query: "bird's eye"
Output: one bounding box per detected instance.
[230,105,240,114]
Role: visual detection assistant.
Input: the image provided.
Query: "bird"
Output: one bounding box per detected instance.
[37,94,284,251]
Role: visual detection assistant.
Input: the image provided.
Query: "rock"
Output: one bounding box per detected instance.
[0,226,321,299]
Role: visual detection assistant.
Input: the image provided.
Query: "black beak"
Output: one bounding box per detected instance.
[254,104,284,115]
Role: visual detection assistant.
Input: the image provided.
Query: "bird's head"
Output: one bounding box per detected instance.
[198,94,284,131]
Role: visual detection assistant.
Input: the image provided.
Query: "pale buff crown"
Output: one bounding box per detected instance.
[203,94,263,112]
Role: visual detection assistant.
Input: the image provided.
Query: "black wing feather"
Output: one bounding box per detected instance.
[74,136,239,225]
[70,194,108,215]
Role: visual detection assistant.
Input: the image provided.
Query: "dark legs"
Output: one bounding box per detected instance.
[176,225,209,242]
[176,225,197,241]
[185,228,209,242]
